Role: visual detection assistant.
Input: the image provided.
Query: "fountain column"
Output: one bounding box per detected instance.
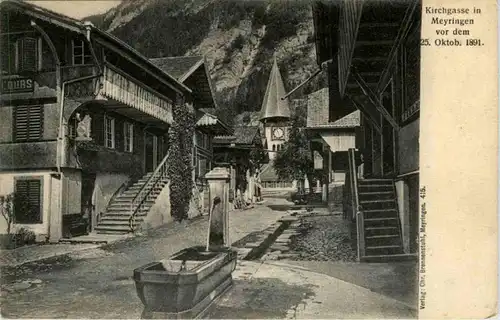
[205,167,231,247]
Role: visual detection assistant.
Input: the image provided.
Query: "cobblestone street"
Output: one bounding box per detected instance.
[0,200,286,319]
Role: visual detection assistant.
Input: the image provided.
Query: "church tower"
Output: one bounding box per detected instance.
[259,56,291,161]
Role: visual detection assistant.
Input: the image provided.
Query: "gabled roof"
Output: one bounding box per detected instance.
[150,56,204,82]
[213,126,261,146]
[0,0,190,94]
[260,56,291,121]
[150,56,217,109]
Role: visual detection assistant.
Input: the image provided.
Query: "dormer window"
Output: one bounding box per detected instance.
[72,40,92,66]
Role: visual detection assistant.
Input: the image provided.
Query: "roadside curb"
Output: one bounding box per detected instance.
[240,216,296,261]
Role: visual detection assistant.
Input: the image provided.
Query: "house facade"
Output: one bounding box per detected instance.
[313,0,421,260]
[306,88,361,202]
[0,0,193,241]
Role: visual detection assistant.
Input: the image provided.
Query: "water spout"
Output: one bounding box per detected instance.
[206,196,221,252]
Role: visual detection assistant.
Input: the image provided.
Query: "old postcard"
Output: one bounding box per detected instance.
[0,0,497,319]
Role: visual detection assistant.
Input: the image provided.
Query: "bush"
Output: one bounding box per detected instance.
[1,227,36,250]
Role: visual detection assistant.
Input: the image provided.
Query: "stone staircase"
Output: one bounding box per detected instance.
[357,178,409,262]
[95,172,169,234]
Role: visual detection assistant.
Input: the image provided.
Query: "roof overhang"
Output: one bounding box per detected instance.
[0,0,192,95]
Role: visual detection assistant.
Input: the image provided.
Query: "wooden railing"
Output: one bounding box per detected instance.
[345,148,365,261]
[338,0,364,96]
[102,64,173,124]
[129,152,170,231]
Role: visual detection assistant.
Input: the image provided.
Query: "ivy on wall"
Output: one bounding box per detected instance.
[168,96,196,221]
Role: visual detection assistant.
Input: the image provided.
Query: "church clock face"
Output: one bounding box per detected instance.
[272,127,284,140]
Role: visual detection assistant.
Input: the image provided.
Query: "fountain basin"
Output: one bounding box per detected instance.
[133,245,237,319]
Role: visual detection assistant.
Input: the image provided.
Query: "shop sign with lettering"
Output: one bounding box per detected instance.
[1,77,35,94]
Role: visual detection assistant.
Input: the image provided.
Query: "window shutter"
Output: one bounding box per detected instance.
[14,105,43,141]
[115,118,123,151]
[1,41,16,74]
[14,179,42,224]
[19,37,37,73]
[92,113,104,145]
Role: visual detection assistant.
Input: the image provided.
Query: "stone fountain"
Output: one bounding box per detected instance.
[133,167,237,319]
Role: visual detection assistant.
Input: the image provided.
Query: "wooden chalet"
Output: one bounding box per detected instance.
[313,0,421,261]
[0,0,204,241]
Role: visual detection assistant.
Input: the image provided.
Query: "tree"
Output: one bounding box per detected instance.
[0,194,14,235]
[273,106,316,194]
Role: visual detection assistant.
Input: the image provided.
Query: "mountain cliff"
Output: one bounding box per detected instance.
[86,0,326,125]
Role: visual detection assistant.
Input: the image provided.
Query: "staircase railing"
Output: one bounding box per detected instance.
[347,148,365,261]
[129,152,170,231]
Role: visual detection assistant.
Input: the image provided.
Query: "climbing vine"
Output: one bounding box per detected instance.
[168,97,196,221]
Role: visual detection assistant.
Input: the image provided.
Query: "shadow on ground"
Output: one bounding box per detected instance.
[203,277,317,319]
[284,260,418,308]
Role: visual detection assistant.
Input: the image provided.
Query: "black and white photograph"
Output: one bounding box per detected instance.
[0,0,495,318]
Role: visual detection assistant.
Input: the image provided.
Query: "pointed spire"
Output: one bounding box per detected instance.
[259,54,291,121]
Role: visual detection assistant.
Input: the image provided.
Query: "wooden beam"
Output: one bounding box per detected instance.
[377,0,420,92]
[351,67,399,130]
[346,94,382,134]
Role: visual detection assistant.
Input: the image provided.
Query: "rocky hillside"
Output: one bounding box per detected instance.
[86,0,327,125]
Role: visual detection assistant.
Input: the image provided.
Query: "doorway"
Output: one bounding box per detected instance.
[145,132,158,173]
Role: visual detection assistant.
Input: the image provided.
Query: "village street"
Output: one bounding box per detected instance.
[0,199,287,319]
[0,197,416,319]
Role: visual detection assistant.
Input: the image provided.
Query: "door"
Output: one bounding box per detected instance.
[144,132,157,173]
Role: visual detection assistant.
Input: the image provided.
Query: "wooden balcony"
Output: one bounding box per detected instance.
[101,64,173,125]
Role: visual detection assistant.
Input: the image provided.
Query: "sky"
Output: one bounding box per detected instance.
[27,1,122,19]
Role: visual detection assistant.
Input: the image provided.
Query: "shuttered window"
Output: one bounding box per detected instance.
[18,37,37,73]
[1,40,17,74]
[1,36,39,74]
[13,105,44,142]
[14,178,42,224]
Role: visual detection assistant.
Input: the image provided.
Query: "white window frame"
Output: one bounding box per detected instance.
[72,39,92,66]
[104,115,115,149]
[124,122,134,153]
